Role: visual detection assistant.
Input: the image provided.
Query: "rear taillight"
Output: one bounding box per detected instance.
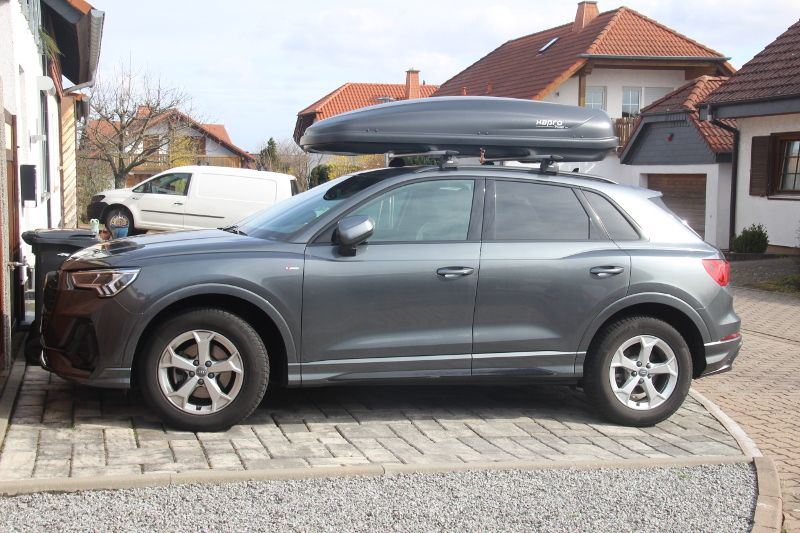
[702,259,730,286]
[720,332,741,342]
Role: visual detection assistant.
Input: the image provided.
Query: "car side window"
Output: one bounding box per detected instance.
[583,190,640,241]
[350,179,475,242]
[135,173,191,196]
[488,180,592,241]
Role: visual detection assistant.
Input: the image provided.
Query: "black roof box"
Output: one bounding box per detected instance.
[299,96,617,162]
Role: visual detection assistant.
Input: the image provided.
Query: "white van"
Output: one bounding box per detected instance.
[87,166,298,233]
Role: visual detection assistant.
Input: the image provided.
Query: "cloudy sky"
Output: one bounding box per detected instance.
[96,0,799,152]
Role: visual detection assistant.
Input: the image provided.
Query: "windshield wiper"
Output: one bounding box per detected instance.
[221,225,248,236]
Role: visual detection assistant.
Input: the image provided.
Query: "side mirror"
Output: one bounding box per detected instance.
[337,215,374,256]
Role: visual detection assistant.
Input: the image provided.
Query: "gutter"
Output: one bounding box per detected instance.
[63,8,105,95]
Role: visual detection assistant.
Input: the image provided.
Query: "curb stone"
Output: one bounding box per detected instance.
[0,455,750,496]
[691,388,784,532]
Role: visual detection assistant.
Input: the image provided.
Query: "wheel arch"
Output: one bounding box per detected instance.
[126,285,297,389]
[577,294,710,378]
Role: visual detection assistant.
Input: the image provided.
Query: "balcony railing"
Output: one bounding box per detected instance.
[129,154,245,173]
[614,117,638,149]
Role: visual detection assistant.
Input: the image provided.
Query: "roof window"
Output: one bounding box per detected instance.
[538,37,559,54]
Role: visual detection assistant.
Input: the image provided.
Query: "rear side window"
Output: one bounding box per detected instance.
[583,190,640,241]
[489,181,591,240]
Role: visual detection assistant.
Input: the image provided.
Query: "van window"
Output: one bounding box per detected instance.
[133,173,191,196]
[195,174,277,203]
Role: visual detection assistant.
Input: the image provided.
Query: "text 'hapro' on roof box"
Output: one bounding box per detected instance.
[299,96,618,162]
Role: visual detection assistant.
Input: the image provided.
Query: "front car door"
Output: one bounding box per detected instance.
[131,172,191,229]
[301,177,484,384]
[473,178,632,378]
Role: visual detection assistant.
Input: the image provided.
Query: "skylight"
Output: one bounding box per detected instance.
[538,37,559,54]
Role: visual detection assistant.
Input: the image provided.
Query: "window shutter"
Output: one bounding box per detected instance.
[749,136,771,196]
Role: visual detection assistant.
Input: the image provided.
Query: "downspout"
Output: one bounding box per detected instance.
[710,117,739,250]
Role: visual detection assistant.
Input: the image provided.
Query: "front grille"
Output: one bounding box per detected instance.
[40,271,59,334]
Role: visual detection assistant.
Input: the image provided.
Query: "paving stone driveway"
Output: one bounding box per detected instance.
[0,365,743,483]
[694,287,800,531]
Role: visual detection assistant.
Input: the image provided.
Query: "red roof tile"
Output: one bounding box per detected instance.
[631,76,735,154]
[705,19,800,104]
[435,6,732,99]
[202,124,232,145]
[299,82,439,121]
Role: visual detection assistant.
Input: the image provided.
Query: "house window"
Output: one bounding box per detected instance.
[749,133,800,196]
[779,139,800,192]
[622,87,641,118]
[585,86,606,111]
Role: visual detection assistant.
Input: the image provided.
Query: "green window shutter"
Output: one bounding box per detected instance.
[749,136,771,196]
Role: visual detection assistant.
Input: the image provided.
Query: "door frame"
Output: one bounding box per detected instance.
[2,110,22,368]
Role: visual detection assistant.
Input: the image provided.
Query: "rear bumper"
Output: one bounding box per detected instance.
[700,335,743,376]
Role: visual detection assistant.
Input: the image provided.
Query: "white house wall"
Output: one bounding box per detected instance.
[737,114,800,248]
[0,0,63,266]
[542,68,688,118]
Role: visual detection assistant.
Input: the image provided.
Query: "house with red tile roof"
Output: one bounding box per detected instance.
[700,19,800,252]
[85,108,256,186]
[619,76,735,246]
[294,70,438,143]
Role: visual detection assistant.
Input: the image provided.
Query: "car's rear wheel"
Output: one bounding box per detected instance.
[138,308,269,431]
[584,316,692,426]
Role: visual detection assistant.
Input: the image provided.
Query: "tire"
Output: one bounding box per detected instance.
[584,315,692,427]
[102,205,140,235]
[138,308,269,431]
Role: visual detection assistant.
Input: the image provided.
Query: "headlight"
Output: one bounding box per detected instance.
[91,194,105,202]
[70,268,140,297]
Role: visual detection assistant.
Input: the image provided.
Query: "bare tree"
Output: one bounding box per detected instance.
[255,137,322,192]
[79,63,199,189]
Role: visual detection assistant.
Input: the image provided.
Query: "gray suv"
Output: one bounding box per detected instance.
[41,166,742,431]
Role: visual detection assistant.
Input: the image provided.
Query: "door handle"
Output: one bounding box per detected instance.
[590,266,624,278]
[436,266,475,279]
[173,202,184,206]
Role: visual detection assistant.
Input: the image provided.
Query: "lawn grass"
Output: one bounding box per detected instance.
[753,273,800,294]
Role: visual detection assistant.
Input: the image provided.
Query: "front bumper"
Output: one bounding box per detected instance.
[40,270,135,389]
[700,335,743,376]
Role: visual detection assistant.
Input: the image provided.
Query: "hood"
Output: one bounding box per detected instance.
[61,229,278,271]
[99,187,133,197]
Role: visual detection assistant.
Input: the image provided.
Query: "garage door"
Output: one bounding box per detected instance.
[647,174,706,238]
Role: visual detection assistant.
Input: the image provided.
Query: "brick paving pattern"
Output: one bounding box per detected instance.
[0,368,742,482]
[695,287,800,531]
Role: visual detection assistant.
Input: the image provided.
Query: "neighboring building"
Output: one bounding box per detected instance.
[1,0,104,367]
[701,19,800,252]
[85,108,256,186]
[620,76,734,246]
[294,69,439,143]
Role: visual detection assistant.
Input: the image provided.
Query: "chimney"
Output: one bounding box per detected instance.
[405,69,420,100]
[573,1,599,32]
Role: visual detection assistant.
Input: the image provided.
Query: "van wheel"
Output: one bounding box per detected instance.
[138,308,269,432]
[584,316,692,427]
[103,206,140,234]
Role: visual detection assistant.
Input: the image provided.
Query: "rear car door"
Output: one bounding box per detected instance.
[131,172,190,229]
[473,179,632,377]
[301,177,483,384]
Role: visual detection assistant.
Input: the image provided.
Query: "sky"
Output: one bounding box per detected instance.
[95,0,799,152]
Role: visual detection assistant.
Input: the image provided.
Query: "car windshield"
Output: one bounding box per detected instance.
[235,168,407,240]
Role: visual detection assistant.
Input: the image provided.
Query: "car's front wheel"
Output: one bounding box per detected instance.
[584,315,692,427]
[138,308,269,431]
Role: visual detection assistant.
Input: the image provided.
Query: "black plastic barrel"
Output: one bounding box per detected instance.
[21,229,99,364]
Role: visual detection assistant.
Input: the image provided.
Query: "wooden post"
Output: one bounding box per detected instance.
[578,70,587,107]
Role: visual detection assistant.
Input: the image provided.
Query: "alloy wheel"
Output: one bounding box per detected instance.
[607,334,679,411]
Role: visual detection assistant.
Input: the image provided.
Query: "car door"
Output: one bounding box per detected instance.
[472,179,631,377]
[301,177,484,384]
[131,172,190,229]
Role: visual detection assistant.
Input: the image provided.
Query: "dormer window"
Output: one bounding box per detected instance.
[538,37,559,54]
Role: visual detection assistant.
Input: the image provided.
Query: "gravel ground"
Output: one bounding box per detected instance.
[0,464,755,532]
